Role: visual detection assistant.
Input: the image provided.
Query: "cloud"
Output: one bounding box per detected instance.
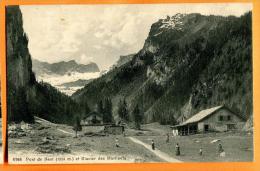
[76,54,93,64]
[20,3,252,70]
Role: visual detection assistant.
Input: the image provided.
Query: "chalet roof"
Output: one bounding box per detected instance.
[172,105,237,128]
[85,115,102,121]
[83,111,102,121]
[181,105,224,125]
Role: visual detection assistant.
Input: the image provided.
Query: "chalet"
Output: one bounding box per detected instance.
[81,111,103,125]
[171,106,246,136]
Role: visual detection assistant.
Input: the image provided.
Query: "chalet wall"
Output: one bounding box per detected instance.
[197,108,244,132]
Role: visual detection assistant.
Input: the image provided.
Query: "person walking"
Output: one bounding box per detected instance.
[175,143,180,156]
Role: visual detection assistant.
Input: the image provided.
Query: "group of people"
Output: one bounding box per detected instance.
[150,133,225,157]
[114,133,225,158]
[151,139,180,156]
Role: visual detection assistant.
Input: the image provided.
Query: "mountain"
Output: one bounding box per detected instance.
[32,59,100,76]
[72,12,252,126]
[7,6,82,124]
[32,59,100,96]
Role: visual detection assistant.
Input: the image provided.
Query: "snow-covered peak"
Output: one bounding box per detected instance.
[158,13,186,31]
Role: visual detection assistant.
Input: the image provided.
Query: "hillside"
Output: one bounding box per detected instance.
[7,6,82,124]
[72,12,252,125]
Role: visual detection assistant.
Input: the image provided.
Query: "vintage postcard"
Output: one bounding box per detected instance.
[6,3,253,164]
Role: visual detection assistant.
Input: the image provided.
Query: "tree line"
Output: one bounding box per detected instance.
[79,97,143,130]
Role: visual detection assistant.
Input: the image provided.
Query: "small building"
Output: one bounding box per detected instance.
[81,111,103,125]
[104,125,125,135]
[171,106,246,136]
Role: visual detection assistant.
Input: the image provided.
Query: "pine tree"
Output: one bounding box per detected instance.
[85,102,90,116]
[97,100,103,114]
[117,99,129,122]
[103,98,113,123]
[133,104,143,130]
[16,87,34,123]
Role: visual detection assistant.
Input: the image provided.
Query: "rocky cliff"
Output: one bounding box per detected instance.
[7,6,36,122]
[7,6,81,124]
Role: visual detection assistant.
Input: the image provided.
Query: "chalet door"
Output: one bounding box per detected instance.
[204,124,209,132]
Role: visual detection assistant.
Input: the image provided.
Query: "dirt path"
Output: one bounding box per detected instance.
[33,116,181,162]
[128,137,182,163]
[57,128,74,135]
[35,116,74,135]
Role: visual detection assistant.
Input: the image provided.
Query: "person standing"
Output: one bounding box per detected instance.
[175,143,180,156]
[151,140,155,150]
[218,143,224,153]
[218,143,225,157]
[115,138,119,148]
[199,148,203,156]
[166,133,170,143]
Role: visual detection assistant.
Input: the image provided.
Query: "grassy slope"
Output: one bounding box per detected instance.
[8,119,163,163]
[8,119,253,162]
[137,123,253,162]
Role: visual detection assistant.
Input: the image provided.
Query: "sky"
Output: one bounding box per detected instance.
[20,3,252,71]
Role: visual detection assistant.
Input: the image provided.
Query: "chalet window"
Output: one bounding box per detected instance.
[219,115,224,121]
[227,115,232,121]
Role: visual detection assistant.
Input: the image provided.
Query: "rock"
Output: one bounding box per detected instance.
[194,139,200,143]
[59,135,66,138]
[18,132,26,137]
[38,140,50,145]
[8,130,26,138]
[37,126,46,130]
[135,132,144,136]
[210,139,220,143]
[21,122,32,131]
[15,140,27,144]
[46,136,55,140]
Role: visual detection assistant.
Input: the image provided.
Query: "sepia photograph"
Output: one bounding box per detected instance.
[6,3,253,164]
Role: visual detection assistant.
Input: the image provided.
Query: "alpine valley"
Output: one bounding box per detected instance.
[7,6,252,130]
